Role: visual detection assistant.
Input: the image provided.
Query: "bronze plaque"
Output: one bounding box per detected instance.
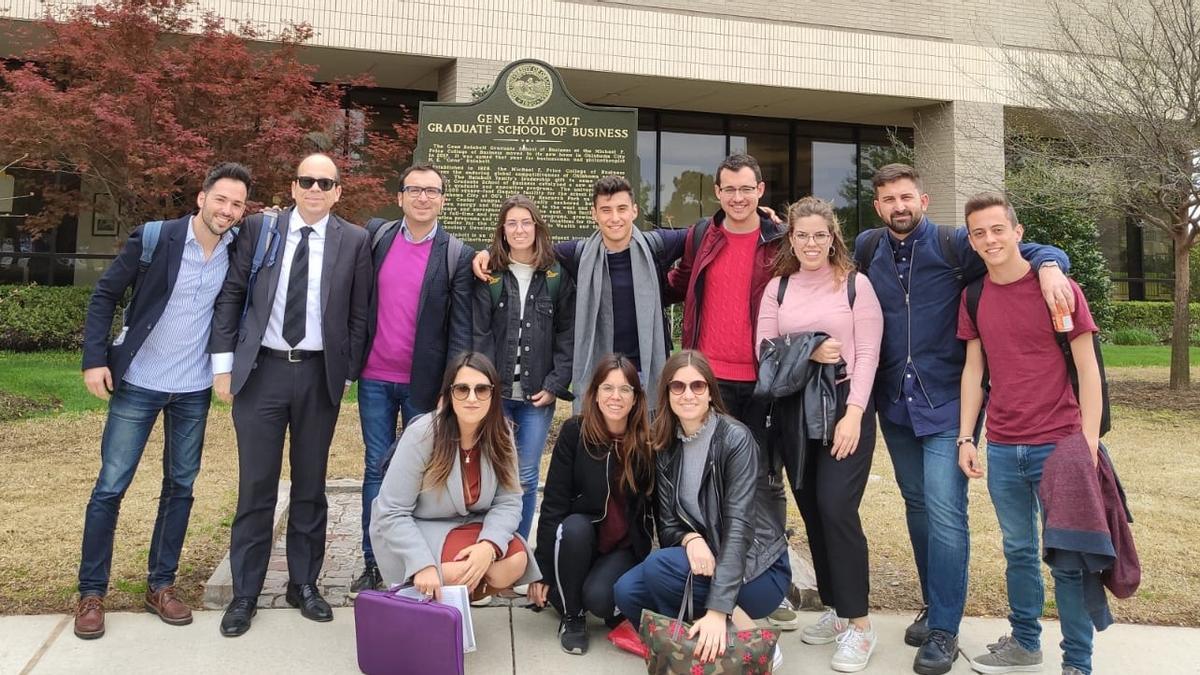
[413,59,638,248]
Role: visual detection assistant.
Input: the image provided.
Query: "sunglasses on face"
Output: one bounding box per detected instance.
[295,176,339,191]
[668,379,709,396]
[450,383,494,401]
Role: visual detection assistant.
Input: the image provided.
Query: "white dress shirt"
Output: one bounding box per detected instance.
[262,210,328,351]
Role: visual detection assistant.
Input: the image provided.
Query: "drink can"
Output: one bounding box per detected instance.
[1052,304,1073,333]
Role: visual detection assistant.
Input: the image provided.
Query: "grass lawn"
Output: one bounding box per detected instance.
[1101,344,1200,368]
[1,351,1196,626]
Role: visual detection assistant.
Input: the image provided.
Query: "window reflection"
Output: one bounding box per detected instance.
[659,131,724,228]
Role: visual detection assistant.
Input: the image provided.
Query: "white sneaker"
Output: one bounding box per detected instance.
[830,624,877,673]
[801,607,849,645]
[512,583,529,596]
[772,644,783,671]
[469,595,493,607]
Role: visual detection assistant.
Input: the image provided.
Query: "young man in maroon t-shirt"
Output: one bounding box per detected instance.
[954,192,1103,675]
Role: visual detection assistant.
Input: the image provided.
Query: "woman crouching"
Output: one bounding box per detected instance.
[369,352,540,600]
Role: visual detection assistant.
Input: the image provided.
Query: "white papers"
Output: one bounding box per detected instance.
[395,585,477,653]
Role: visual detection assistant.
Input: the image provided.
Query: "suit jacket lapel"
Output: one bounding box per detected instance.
[321,215,344,314]
[414,232,447,331]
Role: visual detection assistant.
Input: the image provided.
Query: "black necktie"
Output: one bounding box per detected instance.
[282,226,313,347]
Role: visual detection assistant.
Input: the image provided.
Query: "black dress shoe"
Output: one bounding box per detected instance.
[286,583,333,622]
[913,629,958,675]
[220,597,257,637]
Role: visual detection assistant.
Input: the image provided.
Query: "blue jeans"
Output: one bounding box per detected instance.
[614,547,791,630]
[78,382,210,596]
[502,398,555,540]
[358,378,423,565]
[879,418,970,634]
[987,441,1093,675]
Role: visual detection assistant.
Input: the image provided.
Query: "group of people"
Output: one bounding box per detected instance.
[75,149,1109,675]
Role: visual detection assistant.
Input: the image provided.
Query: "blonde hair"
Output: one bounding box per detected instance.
[773,196,855,287]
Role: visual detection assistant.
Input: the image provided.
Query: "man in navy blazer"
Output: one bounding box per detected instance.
[75,162,251,640]
[349,162,474,596]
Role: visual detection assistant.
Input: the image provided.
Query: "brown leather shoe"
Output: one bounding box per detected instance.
[74,595,105,639]
[145,585,193,626]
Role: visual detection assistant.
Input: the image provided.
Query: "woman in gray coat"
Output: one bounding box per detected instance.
[369,352,541,599]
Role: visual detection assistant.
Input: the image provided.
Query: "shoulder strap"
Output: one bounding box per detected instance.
[644,230,665,259]
[546,261,562,303]
[854,228,885,276]
[138,221,164,268]
[488,273,503,307]
[446,236,464,283]
[964,277,990,390]
[937,224,962,280]
[776,275,789,305]
[370,219,400,251]
[689,218,711,259]
[847,270,857,308]
[572,240,585,269]
[240,212,279,327]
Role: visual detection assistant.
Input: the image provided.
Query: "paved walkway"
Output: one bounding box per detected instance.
[5,604,1199,674]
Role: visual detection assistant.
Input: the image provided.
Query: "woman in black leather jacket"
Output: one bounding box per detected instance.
[613,350,790,666]
[527,354,655,656]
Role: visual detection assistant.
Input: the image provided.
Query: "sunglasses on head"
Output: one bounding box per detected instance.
[295,176,339,191]
[450,383,494,401]
[668,379,709,396]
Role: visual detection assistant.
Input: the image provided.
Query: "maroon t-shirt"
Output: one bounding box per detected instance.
[597,452,631,554]
[956,270,1097,445]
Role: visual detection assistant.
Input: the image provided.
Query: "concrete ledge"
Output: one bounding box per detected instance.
[202,480,291,610]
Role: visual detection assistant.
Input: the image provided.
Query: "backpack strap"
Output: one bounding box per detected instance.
[847,270,857,308]
[488,273,503,307]
[776,275,789,305]
[370,219,401,251]
[853,228,885,277]
[446,236,464,283]
[937,224,963,281]
[240,211,280,327]
[964,277,991,391]
[123,220,165,329]
[545,261,562,303]
[572,240,585,269]
[688,218,711,260]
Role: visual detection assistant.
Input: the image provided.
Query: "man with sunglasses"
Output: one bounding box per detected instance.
[209,153,373,637]
[349,162,474,596]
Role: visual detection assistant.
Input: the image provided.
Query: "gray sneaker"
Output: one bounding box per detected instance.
[971,634,1044,673]
[801,607,849,645]
[767,600,799,631]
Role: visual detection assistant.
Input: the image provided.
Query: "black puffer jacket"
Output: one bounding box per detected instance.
[534,417,655,589]
[656,413,789,616]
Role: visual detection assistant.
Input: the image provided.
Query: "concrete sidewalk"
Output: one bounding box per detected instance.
[4,604,1198,674]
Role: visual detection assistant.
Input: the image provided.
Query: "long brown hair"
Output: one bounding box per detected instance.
[579,354,654,494]
[773,196,855,288]
[422,352,519,493]
[487,195,557,272]
[650,350,727,451]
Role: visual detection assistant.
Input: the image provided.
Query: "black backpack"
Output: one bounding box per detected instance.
[854,224,962,281]
[964,277,1111,437]
[775,270,857,308]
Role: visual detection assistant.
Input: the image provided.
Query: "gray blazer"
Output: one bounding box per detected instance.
[369,413,541,587]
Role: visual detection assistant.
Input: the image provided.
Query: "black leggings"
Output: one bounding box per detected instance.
[548,513,638,619]
[794,400,876,619]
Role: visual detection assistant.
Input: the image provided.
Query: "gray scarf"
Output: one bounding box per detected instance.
[572,228,668,412]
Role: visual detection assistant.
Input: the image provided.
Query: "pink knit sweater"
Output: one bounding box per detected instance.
[755,265,883,410]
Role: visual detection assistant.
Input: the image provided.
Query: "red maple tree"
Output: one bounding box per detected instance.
[0,0,415,238]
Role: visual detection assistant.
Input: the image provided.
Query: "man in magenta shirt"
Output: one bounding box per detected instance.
[351,163,474,595]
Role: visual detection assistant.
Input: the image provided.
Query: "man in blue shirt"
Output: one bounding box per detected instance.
[75,163,250,640]
[856,164,1074,675]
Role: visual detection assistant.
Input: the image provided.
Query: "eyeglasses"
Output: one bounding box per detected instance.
[668,379,709,396]
[295,176,339,191]
[598,383,636,398]
[792,231,832,244]
[450,383,494,401]
[503,219,535,230]
[717,185,760,197]
[401,186,444,198]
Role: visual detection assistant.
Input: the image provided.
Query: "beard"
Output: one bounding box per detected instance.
[886,210,923,235]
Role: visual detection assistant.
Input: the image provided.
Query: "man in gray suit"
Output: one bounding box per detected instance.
[208,153,373,637]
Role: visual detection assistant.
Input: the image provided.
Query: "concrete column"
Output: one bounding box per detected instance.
[436,58,506,103]
[913,100,1005,226]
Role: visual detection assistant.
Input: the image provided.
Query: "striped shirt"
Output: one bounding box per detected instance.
[124,219,233,393]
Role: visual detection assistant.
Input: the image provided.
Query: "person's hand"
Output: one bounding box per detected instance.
[1038,264,1076,315]
[471,250,492,282]
[344,382,352,396]
[452,542,496,592]
[958,440,984,479]
[831,406,863,460]
[759,205,783,225]
[530,390,556,408]
[527,581,549,608]
[213,373,233,403]
[683,535,717,577]
[1086,435,1100,468]
[412,565,442,601]
[687,610,729,664]
[810,338,843,364]
[83,367,113,400]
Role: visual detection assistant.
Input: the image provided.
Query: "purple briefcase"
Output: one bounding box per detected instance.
[354,589,464,675]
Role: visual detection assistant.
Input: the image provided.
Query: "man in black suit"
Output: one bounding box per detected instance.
[209,153,373,637]
[75,162,250,640]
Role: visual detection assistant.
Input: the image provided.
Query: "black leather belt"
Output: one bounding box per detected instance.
[260,347,323,363]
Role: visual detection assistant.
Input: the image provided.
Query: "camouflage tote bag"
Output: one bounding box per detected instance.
[638,573,780,674]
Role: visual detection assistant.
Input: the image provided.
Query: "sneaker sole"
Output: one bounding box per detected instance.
[560,645,588,655]
[144,601,193,626]
[801,631,843,645]
[914,654,957,675]
[905,629,929,647]
[73,626,104,640]
[970,662,1043,674]
[768,617,800,631]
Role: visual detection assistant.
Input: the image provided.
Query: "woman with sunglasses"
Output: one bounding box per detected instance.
[756,196,883,673]
[473,195,575,541]
[369,352,540,600]
[613,350,790,669]
[526,354,656,655]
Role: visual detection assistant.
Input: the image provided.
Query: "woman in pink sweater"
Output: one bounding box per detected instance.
[756,196,884,673]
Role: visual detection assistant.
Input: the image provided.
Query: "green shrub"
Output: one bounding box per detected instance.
[1110,327,1161,345]
[1110,301,1200,344]
[0,285,97,351]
